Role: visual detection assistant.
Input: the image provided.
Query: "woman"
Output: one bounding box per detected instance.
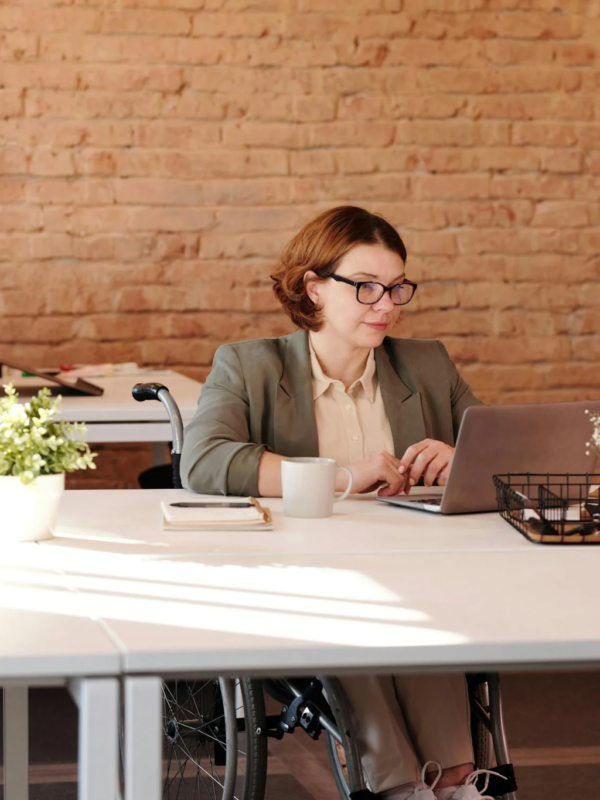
[182,207,492,800]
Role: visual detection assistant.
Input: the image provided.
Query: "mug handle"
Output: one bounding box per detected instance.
[334,467,353,502]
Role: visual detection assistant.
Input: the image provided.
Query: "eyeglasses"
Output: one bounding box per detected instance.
[320,272,418,306]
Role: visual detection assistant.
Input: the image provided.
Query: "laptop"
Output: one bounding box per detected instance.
[379,401,600,515]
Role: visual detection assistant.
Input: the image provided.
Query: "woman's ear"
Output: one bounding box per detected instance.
[304,270,322,307]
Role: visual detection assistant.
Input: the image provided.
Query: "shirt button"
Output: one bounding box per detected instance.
[352,435,359,441]
[345,404,352,411]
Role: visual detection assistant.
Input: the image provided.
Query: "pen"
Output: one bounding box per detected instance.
[170,502,253,508]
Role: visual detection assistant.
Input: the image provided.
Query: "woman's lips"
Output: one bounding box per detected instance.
[365,322,388,331]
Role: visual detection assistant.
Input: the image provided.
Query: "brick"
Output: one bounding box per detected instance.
[410,174,490,200]
[532,201,590,228]
[29,149,75,177]
[128,207,215,232]
[136,122,221,149]
[102,9,192,36]
[2,63,79,90]
[293,95,337,122]
[491,175,573,200]
[291,150,336,175]
[309,122,395,148]
[0,89,24,118]
[0,179,25,203]
[192,12,284,38]
[29,234,73,260]
[513,122,579,147]
[223,122,310,149]
[390,94,466,120]
[0,8,103,33]
[0,205,42,232]
[0,32,38,62]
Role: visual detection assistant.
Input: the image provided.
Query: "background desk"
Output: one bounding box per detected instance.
[56,371,201,444]
[7,370,202,445]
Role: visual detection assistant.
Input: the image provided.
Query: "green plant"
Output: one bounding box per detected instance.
[0,383,96,484]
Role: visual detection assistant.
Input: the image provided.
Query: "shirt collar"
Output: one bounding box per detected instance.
[308,336,377,403]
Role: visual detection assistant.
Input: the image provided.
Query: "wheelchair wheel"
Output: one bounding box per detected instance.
[325,732,351,800]
[163,677,267,800]
[469,680,492,770]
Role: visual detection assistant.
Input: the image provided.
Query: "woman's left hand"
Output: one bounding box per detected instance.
[396,439,455,494]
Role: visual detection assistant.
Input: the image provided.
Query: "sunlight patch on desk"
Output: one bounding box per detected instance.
[0,567,428,623]
[0,584,467,649]
[10,544,401,603]
[53,526,169,547]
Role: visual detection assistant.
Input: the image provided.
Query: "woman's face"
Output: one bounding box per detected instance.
[306,243,405,349]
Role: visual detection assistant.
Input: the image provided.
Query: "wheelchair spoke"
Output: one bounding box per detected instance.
[160,677,262,800]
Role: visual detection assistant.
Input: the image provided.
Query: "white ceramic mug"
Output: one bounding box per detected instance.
[281,457,353,518]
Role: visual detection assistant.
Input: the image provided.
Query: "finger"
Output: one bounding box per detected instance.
[397,440,432,474]
[407,446,437,486]
[380,464,408,495]
[378,474,409,497]
[437,464,451,486]
[423,454,447,487]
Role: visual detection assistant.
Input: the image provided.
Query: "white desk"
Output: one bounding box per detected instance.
[0,545,122,800]
[40,489,600,800]
[10,371,202,444]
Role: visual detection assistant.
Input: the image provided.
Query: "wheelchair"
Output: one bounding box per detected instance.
[132,382,518,800]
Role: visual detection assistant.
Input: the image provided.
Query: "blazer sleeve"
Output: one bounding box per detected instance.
[436,340,483,438]
[181,344,269,497]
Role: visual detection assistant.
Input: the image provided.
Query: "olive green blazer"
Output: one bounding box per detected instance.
[181,329,482,496]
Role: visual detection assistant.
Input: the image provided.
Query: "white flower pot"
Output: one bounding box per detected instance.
[1,473,65,542]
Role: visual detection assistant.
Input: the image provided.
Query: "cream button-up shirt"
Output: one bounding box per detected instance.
[308,336,395,468]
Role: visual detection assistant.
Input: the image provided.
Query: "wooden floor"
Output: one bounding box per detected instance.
[2,671,600,799]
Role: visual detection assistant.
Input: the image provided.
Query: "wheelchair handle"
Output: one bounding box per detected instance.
[132,383,185,488]
[132,382,167,402]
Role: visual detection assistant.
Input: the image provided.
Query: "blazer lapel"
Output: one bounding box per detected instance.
[375,343,427,457]
[273,330,320,457]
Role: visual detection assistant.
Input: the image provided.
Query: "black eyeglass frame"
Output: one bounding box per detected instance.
[320,271,418,306]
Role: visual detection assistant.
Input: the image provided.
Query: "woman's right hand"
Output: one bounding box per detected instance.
[343,451,407,496]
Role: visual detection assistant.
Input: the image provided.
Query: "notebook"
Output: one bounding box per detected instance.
[161,497,273,531]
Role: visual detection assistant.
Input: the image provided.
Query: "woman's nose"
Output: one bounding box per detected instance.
[372,290,395,312]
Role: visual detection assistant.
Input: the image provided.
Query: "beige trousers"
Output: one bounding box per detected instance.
[339,674,474,794]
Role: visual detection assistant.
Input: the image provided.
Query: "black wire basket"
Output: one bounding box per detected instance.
[493,473,600,544]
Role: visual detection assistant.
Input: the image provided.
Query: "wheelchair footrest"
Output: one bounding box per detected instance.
[477,762,517,797]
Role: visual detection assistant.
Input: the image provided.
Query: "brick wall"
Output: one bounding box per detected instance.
[1,0,600,416]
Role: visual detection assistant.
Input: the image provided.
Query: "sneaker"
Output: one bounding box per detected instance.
[435,768,507,800]
[390,761,442,800]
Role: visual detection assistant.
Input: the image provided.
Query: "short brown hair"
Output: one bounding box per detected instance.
[271,206,407,331]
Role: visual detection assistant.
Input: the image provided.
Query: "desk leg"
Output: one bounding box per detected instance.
[124,677,162,800]
[2,686,29,800]
[69,678,119,800]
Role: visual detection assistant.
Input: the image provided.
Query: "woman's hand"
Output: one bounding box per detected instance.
[397,439,455,493]
[343,451,408,497]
